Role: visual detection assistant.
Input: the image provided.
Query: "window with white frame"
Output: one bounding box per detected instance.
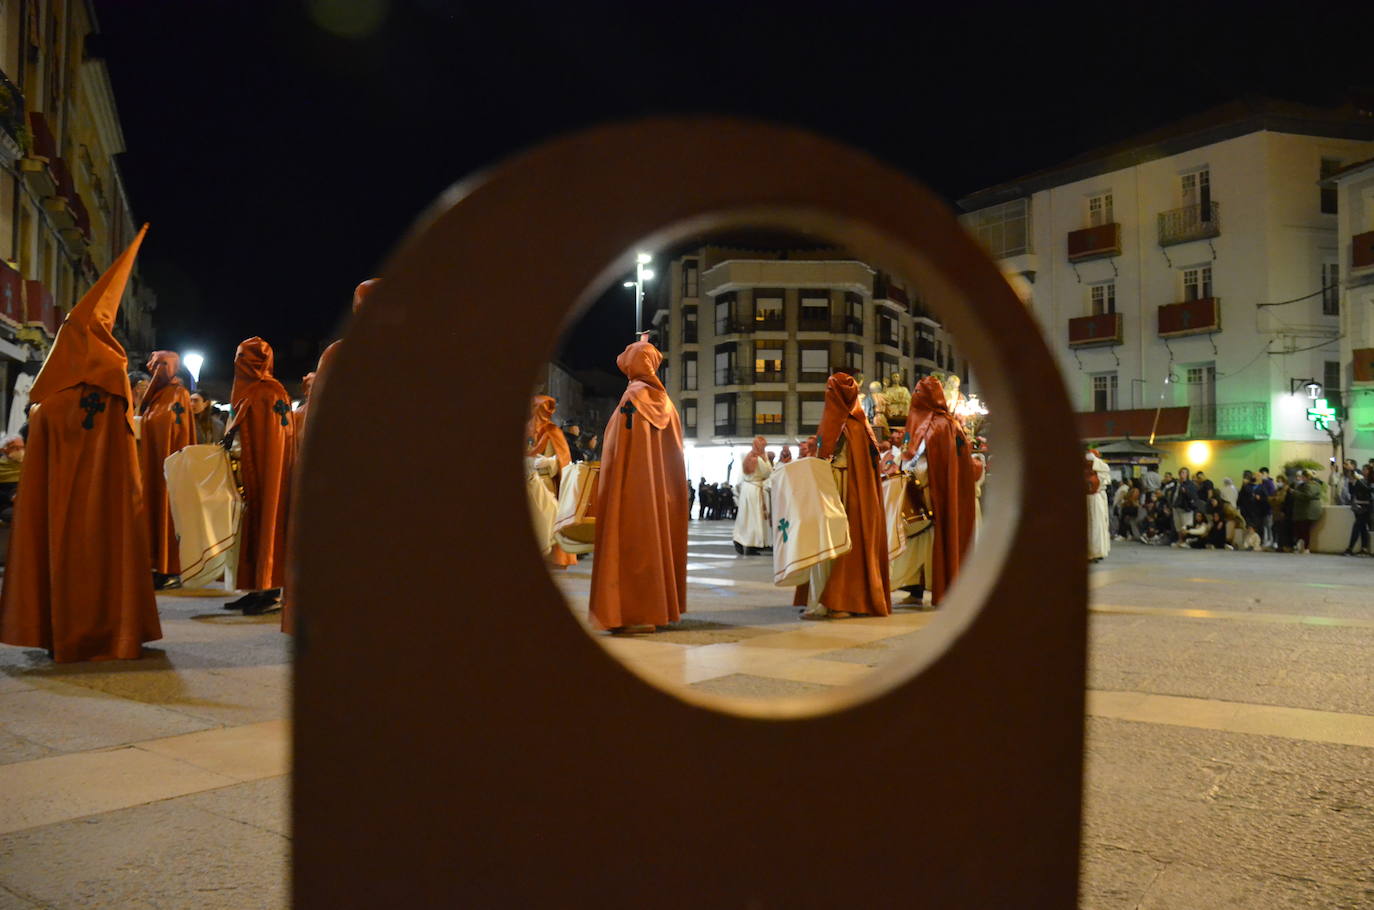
[1322,261,1340,316]
[1092,373,1118,412]
[1181,169,1210,207]
[1090,281,1116,315]
[962,197,1031,259]
[800,398,825,427]
[1183,265,1212,301]
[683,402,697,432]
[754,345,783,378]
[754,292,784,326]
[682,353,697,391]
[1088,192,1113,227]
[754,399,783,429]
[800,347,828,377]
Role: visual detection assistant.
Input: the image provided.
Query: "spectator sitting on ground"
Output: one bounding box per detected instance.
[1143,500,1176,545]
[1174,511,1211,548]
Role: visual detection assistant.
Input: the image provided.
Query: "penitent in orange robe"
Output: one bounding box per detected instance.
[0,226,162,661]
[815,371,890,616]
[902,376,975,605]
[526,394,575,568]
[588,341,688,630]
[228,337,296,592]
[139,350,196,574]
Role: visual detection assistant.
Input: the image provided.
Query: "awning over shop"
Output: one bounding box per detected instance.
[1077,406,1190,441]
[1093,438,1168,461]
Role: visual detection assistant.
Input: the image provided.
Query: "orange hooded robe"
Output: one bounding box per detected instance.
[815,371,890,616]
[139,350,196,574]
[526,395,576,567]
[588,341,688,629]
[228,337,296,592]
[902,376,976,605]
[0,226,162,661]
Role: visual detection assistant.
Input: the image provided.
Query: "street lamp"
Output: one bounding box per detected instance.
[183,352,205,384]
[625,252,655,336]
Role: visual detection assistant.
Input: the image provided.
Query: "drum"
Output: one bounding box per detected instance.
[769,457,851,587]
[553,461,599,555]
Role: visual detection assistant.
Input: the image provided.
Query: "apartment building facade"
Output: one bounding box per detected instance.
[0,0,155,426]
[958,99,1374,479]
[648,245,965,457]
[1328,157,1374,458]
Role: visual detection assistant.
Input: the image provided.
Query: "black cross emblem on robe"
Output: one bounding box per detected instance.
[171,402,185,425]
[620,401,637,430]
[273,400,290,427]
[79,392,105,430]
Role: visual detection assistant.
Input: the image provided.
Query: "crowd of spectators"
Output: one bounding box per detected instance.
[1108,459,1374,556]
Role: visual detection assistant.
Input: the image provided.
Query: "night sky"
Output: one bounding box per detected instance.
[92,1,1368,386]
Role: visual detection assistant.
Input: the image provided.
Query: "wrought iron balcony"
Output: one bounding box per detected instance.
[0,70,24,151]
[753,420,785,435]
[1158,297,1220,338]
[753,368,785,384]
[715,316,751,335]
[1067,222,1121,262]
[1068,313,1123,348]
[1188,402,1270,440]
[1158,202,1221,247]
[752,315,785,331]
[1353,230,1374,271]
[715,366,752,386]
[798,315,831,332]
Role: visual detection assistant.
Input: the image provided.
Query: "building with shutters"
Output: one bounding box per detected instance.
[645,243,965,481]
[958,97,1374,479]
[1325,156,1374,461]
[0,0,156,428]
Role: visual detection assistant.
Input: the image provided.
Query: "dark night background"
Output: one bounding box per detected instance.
[90,1,1368,387]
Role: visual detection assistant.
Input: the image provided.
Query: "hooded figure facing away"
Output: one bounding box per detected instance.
[588,340,688,633]
[225,337,296,614]
[0,226,162,661]
[801,369,890,619]
[902,375,976,606]
[139,350,196,586]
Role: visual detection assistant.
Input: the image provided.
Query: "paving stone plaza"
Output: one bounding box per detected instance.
[0,520,1371,908]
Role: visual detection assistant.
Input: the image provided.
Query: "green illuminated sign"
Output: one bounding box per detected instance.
[1306,398,1337,431]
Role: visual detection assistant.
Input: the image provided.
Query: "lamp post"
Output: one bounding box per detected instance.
[623,252,655,337]
[183,352,205,385]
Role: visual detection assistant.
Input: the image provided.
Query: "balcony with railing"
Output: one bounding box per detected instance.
[752,315,785,332]
[877,329,899,348]
[1188,401,1270,440]
[715,365,752,386]
[915,338,936,361]
[753,418,785,435]
[1158,297,1220,338]
[1067,312,1122,348]
[1067,222,1121,262]
[834,316,863,337]
[19,112,57,197]
[1158,202,1221,247]
[752,368,786,384]
[0,260,22,324]
[1353,230,1374,273]
[0,70,24,155]
[1352,348,1374,384]
[715,316,750,335]
[24,280,58,336]
[798,313,831,332]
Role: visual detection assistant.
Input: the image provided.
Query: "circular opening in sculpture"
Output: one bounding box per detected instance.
[525,215,1013,719]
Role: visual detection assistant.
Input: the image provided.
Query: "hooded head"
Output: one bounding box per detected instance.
[229,337,275,410]
[525,394,570,465]
[353,278,380,314]
[140,350,181,413]
[816,370,870,458]
[902,375,954,458]
[614,340,672,430]
[28,224,149,429]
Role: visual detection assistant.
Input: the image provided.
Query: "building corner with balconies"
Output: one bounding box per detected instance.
[644,241,966,481]
[0,1,156,429]
[957,97,1374,480]
[1326,155,1374,460]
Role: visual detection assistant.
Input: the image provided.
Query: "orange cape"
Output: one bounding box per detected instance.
[230,337,296,591]
[589,341,688,628]
[902,376,976,604]
[139,351,196,573]
[0,226,160,661]
[526,394,575,567]
[816,373,890,616]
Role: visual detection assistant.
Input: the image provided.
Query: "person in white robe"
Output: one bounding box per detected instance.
[732,435,773,554]
[1087,450,1111,562]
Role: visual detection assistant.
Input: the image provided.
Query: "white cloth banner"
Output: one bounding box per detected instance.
[164,444,243,589]
[881,474,908,562]
[553,461,598,555]
[7,372,32,439]
[769,457,851,587]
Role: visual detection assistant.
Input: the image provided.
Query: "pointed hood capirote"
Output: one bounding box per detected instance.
[615,340,672,430]
[28,224,149,430]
